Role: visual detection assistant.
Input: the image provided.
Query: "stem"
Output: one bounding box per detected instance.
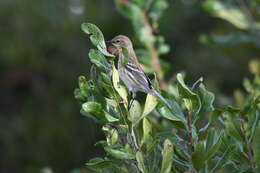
[246,139,255,170]
[188,111,194,147]
[131,126,140,151]
[123,160,138,173]
[187,111,197,173]
[241,122,255,170]
[142,12,168,90]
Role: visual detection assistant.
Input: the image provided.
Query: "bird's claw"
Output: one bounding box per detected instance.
[119,98,127,104]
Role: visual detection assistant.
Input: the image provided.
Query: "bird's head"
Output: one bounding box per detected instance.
[107,35,133,56]
[110,35,133,48]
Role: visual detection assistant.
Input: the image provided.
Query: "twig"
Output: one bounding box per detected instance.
[188,111,194,147]
[123,160,138,173]
[142,12,168,90]
[241,121,256,170]
[236,0,254,24]
[187,111,198,173]
[131,126,140,151]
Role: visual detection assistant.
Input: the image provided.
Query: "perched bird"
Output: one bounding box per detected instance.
[107,35,171,109]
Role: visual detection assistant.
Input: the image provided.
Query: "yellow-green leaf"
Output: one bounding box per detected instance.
[160,139,173,173]
[112,64,128,103]
[129,100,142,124]
[136,151,147,173]
[143,94,158,117]
[141,117,152,146]
[81,23,114,57]
[176,73,200,113]
[203,0,250,30]
[82,102,106,122]
[133,94,158,126]
[104,147,135,160]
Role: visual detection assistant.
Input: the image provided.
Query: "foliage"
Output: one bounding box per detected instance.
[115,0,170,83]
[1,0,259,172]
[202,0,260,46]
[75,22,260,173]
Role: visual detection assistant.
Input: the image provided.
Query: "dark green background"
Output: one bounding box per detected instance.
[0,0,258,172]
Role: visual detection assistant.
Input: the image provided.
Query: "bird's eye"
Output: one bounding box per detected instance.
[116,40,120,43]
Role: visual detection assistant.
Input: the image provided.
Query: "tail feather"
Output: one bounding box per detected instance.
[150,89,171,109]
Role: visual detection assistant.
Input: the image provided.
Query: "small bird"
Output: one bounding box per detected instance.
[107,35,171,109]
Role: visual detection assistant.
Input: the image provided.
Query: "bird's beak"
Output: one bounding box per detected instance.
[106,40,113,44]
[106,40,117,48]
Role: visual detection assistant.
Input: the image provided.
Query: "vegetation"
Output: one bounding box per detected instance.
[75,2,260,170]
[1,0,259,172]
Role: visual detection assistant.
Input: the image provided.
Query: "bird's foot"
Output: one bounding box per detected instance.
[119,98,127,104]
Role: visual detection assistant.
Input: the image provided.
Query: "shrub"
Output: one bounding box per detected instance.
[74,22,260,173]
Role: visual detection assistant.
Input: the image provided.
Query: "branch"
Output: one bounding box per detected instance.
[142,12,168,90]
[187,111,197,173]
[241,121,256,170]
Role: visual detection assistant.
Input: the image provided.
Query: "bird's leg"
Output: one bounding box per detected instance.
[128,92,136,110]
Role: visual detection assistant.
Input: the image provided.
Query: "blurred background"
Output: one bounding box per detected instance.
[0,0,259,172]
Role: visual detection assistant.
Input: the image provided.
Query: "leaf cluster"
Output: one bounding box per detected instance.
[75,23,260,173]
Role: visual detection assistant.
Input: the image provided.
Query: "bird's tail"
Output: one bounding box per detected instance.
[150,89,171,109]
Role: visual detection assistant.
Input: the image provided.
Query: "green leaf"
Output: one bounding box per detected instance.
[78,75,90,97]
[205,129,223,159]
[107,128,119,145]
[86,157,115,171]
[41,168,53,173]
[195,84,215,123]
[74,76,91,101]
[81,23,114,57]
[249,110,260,142]
[101,73,115,97]
[192,141,206,171]
[224,110,245,142]
[146,138,160,153]
[229,147,248,164]
[249,59,260,75]
[112,64,128,103]
[142,94,158,117]
[157,99,186,126]
[141,117,152,146]
[253,123,260,171]
[115,1,151,45]
[226,106,240,115]
[105,98,117,108]
[136,151,147,173]
[203,0,250,29]
[129,100,142,124]
[94,140,108,148]
[114,0,133,19]
[160,139,173,173]
[82,102,106,122]
[74,88,85,101]
[104,111,119,123]
[210,109,222,123]
[149,0,168,22]
[133,93,158,126]
[176,73,200,114]
[225,119,244,142]
[156,131,183,143]
[104,146,135,160]
[243,78,254,93]
[208,146,231,173]
[88,49,111,72]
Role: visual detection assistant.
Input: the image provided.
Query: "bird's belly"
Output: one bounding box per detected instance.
[118,69,134,91]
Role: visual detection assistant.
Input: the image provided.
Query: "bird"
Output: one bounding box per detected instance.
[106,35,171,109]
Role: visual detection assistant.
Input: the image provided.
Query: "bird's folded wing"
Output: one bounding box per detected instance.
[125,62,153,89]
